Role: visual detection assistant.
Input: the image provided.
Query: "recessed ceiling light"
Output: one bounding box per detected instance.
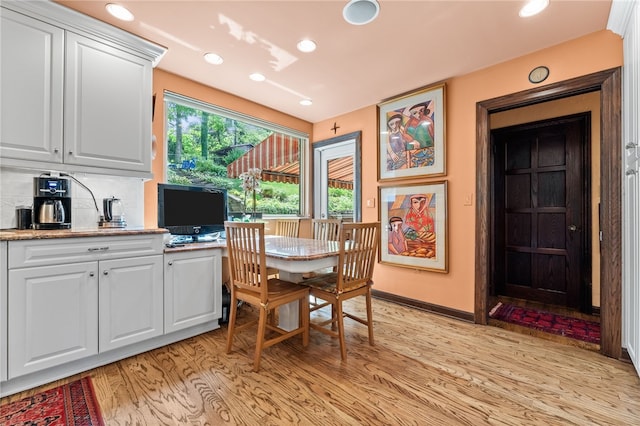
[343,0,380,26]
[297,39,317,53]
[105,3,134,22]
[249,73,266,82]
[519,0,549,18]
[203,53,224,65]
[300,99,312,106]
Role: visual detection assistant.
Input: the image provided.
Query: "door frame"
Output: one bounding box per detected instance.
[312,131,362,221]
[475,68,622,359]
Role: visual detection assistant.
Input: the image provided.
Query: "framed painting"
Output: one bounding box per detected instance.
[379,181,448,273]
[377,83,446,181]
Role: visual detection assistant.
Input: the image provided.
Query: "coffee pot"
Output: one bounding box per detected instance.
[39,199,65,224]
[99,196,126,228]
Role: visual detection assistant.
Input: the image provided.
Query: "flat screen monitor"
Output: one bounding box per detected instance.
[158,183,227,239]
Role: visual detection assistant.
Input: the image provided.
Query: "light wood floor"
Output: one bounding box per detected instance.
[3,298,640,425]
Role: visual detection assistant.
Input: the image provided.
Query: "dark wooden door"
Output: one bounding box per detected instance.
[491,114,590,309]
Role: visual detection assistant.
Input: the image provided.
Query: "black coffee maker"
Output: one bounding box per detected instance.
[33,176,72,230]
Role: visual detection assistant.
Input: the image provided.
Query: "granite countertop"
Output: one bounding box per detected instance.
[0,228,169,241]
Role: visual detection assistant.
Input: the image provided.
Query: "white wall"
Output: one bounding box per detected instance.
[0,168,145,230]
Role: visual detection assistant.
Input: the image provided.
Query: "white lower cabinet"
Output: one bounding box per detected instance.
[99,255,164,352]
[0,235,225,396]
[164,250,222,333]
[6,235,163,379]
[8,262,99,378]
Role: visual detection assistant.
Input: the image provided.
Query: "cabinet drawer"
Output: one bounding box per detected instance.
[8,234,164,268]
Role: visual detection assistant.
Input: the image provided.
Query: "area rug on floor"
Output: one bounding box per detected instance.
[489,302,601,344]
[0,376,104,426]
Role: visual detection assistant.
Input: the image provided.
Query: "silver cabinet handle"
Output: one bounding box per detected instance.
[568,225,577,232]
[103,270,109,275]
[88,247,110,252]
[53,148,59,153]
[168,261,173,266]
[89,272,95,277]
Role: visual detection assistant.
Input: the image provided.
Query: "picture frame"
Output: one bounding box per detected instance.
[379,181,448,273]
[377,83,446,181]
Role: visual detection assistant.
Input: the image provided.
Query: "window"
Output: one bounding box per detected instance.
[164,92,308,218]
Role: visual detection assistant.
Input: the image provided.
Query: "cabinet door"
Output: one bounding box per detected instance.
[164,250,222,333]
[0,9,64,163]
[8,262,98,378]
[99,255,163,352]
[65,32,152,172]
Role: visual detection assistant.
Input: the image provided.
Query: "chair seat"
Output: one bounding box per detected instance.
[237,278,308,298]
[303,272,371,294]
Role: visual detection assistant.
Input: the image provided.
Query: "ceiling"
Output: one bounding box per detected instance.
[55,0,612,124]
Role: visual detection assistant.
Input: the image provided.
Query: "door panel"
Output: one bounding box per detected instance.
[492,114,590,309]
[313,132,362,222]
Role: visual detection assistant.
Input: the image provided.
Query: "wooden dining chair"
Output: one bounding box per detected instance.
[305,218,342,279]
[225,221,310,371]
[274,218,300,237]
[311,218,342,241]
[303,221,380,360]
[267,218,301,278]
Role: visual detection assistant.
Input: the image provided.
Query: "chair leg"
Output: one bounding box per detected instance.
[300,293,310,347]
[331,304,337,331]
[335,300,347,361]
[365,289,374,346]
[253,306,268,372]
[226,294,239,353]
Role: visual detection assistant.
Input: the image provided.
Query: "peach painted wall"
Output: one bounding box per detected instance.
[313,30,622,313]
[144,69,313,228]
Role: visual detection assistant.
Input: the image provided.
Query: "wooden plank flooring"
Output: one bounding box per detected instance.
[2,298,640,425]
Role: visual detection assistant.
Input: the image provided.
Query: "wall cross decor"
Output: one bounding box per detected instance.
[331,122,340,134]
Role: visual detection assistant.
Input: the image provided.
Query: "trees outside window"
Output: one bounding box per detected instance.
[165,93,306,216]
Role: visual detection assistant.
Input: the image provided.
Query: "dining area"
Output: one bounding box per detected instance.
[224,219,381,371]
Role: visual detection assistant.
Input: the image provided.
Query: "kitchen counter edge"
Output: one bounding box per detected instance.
[0,228,169,241]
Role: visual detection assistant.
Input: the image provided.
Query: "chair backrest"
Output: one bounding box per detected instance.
[336,222,380,293]
[225,221,268,302]
[274,218,300,237]
[312,218,342,241]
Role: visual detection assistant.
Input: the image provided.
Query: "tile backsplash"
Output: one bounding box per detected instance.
[0,168,145,230]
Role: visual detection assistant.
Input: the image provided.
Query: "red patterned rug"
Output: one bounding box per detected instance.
[0,376,104,426]
[489,302,601,344]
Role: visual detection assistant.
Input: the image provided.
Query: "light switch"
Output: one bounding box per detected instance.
[366,198,376,208]
[464,193,473,206]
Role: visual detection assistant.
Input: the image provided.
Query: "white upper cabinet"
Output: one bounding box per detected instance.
[0,1,166,178]
[64,32,153,172]
[0,9,64,163]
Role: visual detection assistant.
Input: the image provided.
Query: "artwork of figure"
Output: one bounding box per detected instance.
[384,101,437,173]
[385,193,437,259]
[385,112,419,171]
[388,216,408,255]
[403,102,435,148]
[379,85,445,180]
[404,194,434,236]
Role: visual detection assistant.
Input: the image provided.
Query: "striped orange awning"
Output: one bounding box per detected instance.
[227,134,300,184]
[227,133,353,189]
